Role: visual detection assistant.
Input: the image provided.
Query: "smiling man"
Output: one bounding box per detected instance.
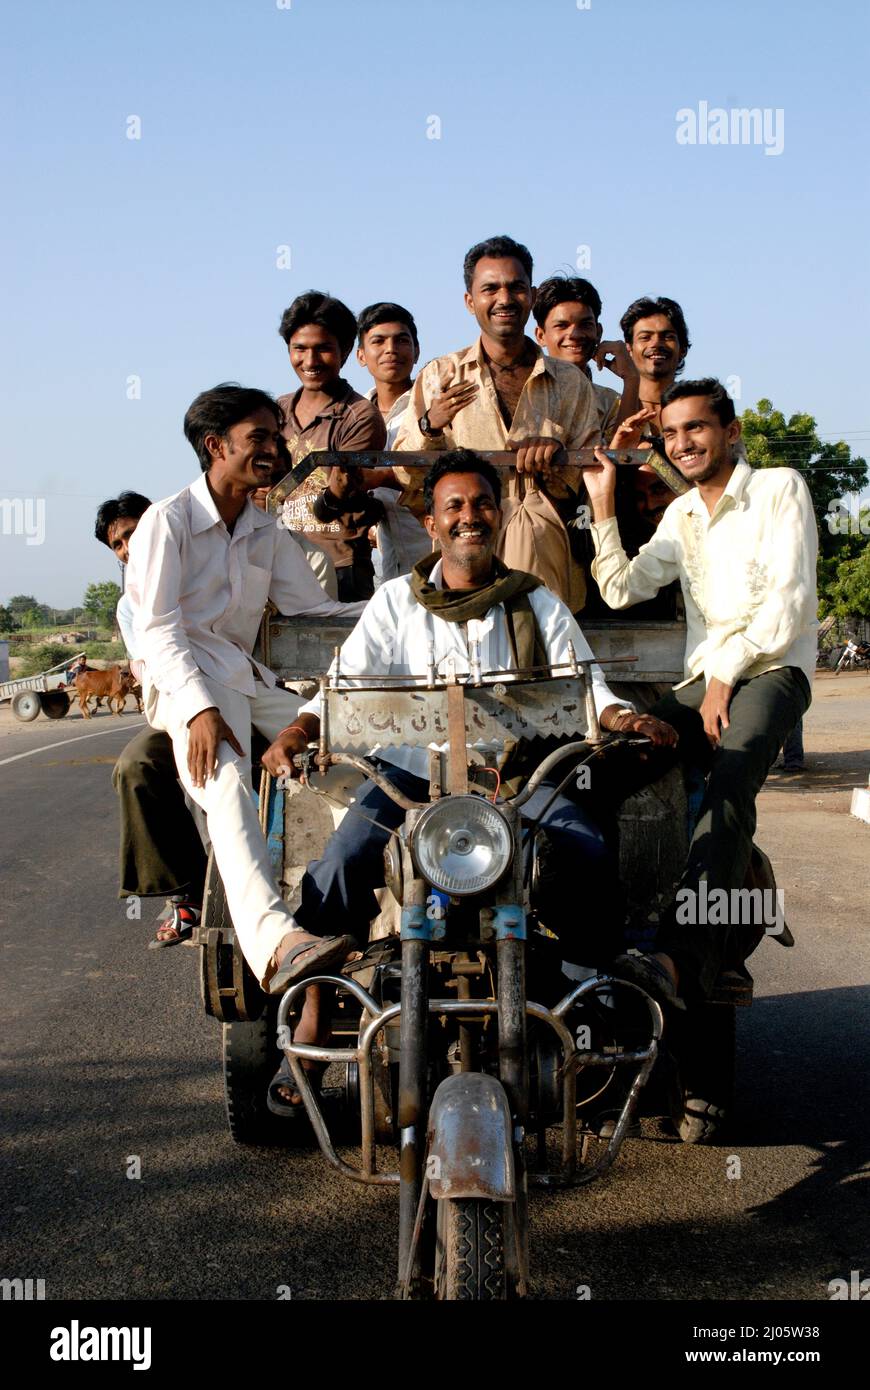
[355,300,431,582]
[277,291,387,600]
[124,383,366,993]
[533,275,640,440]
[619,296,691,433]
[392,236,600,610]
[261,446,674,1111]
[583,379,817,1008]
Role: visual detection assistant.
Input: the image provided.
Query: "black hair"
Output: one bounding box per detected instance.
[423,449,502,513]
[463,236,533,292]
[533,275,602,327]
[620,296,691,371]
[94,492,152,547]
[357,301,419,350]
[278,290,358,360]
[183,383,283,472]
[661,378,736,427]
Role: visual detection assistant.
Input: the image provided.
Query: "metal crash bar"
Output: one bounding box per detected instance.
[275,972,662,1189]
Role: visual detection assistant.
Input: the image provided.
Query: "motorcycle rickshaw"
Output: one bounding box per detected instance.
[194,450,774,1299]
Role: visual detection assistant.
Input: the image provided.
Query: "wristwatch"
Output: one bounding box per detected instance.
[419,412,443,438]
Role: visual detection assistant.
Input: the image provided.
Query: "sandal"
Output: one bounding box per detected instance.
[267,1057,329,1118]
[267,933,357,996]
[148,900,201,949]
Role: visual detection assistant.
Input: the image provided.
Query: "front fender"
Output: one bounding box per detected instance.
[426,1073,515,1201]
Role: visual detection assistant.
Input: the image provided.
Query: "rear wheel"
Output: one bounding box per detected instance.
[435,1199,509,1300]
[222,1004,287,1146]
[12,690,41,722]
[40,691,70,719]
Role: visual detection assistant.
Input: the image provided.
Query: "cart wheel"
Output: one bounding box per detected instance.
[12,690,41,722]
[40,691,70,720]
[222,1003,290,1146]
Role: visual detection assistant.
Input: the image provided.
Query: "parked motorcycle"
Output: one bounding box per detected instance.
[835,638,870,673]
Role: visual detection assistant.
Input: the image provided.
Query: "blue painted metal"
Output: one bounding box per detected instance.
[252,778,285,875]
[401,903,446,942]
[492,904,526,941]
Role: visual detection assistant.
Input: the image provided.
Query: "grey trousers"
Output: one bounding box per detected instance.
[648,666,811,998]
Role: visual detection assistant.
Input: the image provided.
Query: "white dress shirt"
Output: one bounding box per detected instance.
[126,472,362,727]
[366,385,432,584]
[299,559,629,780]
[591,462,818,688]
[115,590,139,660]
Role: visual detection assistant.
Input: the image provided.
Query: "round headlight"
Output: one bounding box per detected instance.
[412,795,512,897]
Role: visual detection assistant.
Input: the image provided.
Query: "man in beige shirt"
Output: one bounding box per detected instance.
[393,235,600,609]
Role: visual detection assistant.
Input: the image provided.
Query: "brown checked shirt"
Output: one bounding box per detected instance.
[278,379,386,570]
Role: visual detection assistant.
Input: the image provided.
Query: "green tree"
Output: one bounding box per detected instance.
[16,642,75,677]
[740,400,868,615]
[6,594,50,626]
[83,581,122,631]
[826,514,870,619]
[0,604,20,632]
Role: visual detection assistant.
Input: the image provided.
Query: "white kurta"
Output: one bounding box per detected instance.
[299,560,628,780]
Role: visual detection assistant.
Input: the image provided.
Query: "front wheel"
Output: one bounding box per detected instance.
[435,1199,509,1300]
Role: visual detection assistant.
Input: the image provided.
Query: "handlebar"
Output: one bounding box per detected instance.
[291,733,652,811]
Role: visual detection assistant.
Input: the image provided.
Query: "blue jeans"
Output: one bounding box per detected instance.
[295,762,621,966]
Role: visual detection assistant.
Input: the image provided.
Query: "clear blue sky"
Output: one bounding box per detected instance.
[2,0,868,607]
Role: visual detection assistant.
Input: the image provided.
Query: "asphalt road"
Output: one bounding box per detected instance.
[0,684,867,1302]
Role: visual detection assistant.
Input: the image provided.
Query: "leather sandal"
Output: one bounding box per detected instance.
[267,933,357,996]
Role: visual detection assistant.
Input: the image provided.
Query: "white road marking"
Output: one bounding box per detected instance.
[0,721,146,768]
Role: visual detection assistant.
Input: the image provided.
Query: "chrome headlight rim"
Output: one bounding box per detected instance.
[411,794,513,898]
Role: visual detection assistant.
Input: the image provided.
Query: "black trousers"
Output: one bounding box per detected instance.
[647,666,811,998]
[112,727,208,901]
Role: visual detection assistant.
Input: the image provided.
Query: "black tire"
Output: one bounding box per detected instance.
[222,1005,287,1146]
[435,1199,509,1300]
[40,691,70,719]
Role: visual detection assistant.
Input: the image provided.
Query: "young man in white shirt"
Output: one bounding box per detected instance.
[125,384,366,991]
[584,379,816,1006]
[355,301,431,582]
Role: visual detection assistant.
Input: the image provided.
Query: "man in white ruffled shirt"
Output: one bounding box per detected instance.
[584,378,816,1007]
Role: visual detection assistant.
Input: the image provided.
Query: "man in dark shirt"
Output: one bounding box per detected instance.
[277,291,386,600]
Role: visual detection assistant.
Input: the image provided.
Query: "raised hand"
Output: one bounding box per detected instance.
[427,380,479,431]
